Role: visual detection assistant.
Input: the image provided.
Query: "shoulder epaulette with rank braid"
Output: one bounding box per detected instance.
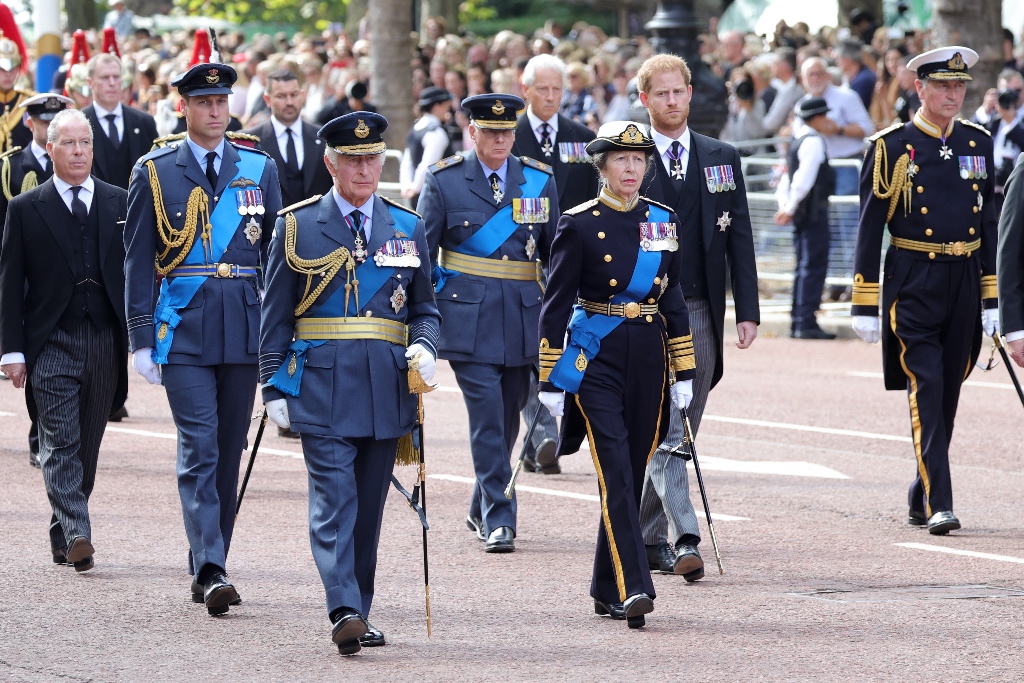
[430,154,463,172]
[278,194,322,216]
[957,118,991,137]
[381,195,421,218]
[867,121,902,143]
[520,155,553,174]
[1,145,22,201]
[151,132,186,151]
[563,198,599,215]
[641,196,674,213]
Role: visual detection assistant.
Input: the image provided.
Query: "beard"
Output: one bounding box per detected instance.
[649,100,690,132]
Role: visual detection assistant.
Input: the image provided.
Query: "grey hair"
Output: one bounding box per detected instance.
[522,54,567,87]
[591,150,655,187]
[87,52,124,78]
[47,109,93,145]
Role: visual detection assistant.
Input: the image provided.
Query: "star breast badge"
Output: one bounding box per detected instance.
[244,216,262,245]
[717,211,732,231]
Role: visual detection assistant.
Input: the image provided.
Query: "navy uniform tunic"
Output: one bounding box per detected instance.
[539,189,696,606]
[852,112,997,519]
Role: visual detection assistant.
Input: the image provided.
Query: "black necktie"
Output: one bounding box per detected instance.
[284,127,300,175]
[104,113,120,149]
[669,141,685,181]
[540,122,553,157]
[205,151,218,191]
[349,210,368,263]
[70,186,87,225]
[489,172,503,204]
[43,153,51,175]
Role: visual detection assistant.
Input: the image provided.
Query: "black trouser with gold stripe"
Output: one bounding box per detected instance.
[887,254,979,518]
[574,320,666,605]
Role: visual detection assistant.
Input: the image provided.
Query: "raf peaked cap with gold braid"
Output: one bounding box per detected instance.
[171,62,237,97]
[907,46,978,82]
[461,93,524,130]
[318,111,388,155]
[585,120,656,155]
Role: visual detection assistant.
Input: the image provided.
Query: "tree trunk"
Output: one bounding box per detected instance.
[420,0,459,39]
[67,0,98,30]
[370,0,414,184]
[931,0,1003,117]
[836,0,883,28]
[347,0,369,39]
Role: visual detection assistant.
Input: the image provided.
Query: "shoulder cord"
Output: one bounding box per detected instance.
[20,170,36,194]
[146,159,211,274]
[1,155,10,201]
[871,137,912,222]
[284,211,357,317]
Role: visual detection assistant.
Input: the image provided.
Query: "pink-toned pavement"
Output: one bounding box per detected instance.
[2,330,1023,682]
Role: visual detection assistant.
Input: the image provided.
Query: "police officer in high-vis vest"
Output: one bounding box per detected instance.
[538,121,695,629]
[851,47,997,535]
[123,63,282,615]
[417,93,560,553]
[260,112,440,655]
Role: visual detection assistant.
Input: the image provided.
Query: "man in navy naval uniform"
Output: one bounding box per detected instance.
[260,112,440,655]
[852,46,997,535]
[417,93,560,553]
[123,62,282,615]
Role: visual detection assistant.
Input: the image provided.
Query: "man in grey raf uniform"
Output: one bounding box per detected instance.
[417,93,559,553]
[259,112,440,655]
[123,63,282,615]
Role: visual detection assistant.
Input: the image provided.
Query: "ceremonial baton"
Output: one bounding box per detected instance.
[235,411,268,519]
[666,407,724,575]
[992,334,1024,410]
[407,355,435,637]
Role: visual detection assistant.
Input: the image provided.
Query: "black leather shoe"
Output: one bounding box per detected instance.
[594,599,625,619]
[203,573,239,615]
[331,608,368,648]
[52,551,68,565]
[29,452,41,468]
[359,623,386,647]
[66,536,94,564]
[522,450,541,473]
[645,543,675,573]
[927,511,961,535]
[535,439,561,474]
[108,405,128,422]
[485,526,515,553]
[908,509,927,527]
[674,544,704,581]
[623,593,654,628]
[73,557,94,572]
[466,514,485,541]
[192,579,241,605]
[790,327,837,340]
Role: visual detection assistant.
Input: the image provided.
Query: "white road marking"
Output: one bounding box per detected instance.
[696,455,849,479]
[700,414,912,443]
[427,473,750,521]
[848,370,1016,391]
[895,542,1024,565]
[106,425,304,458]
[0,410,16,416]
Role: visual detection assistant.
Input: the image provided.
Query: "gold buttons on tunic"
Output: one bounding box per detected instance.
[648,298,656,304]
[969,227,976,235]
[973,206,979,213]
[928,252,936,259]
[609,279,618,286]
[604,254,612,262]
[917,186,924,194]
[973,184,979,191]
[464,220,470,226]
[592,210,601,216]
[645,210,650,217]
[645,315,653,322]
[501,255,509,260]
[654,277,661,285]
[920,207,928,215]
[925,229,933,236]
[970,140,976,148]
[365,310,373,317]
[597,231,606,239]
[452,293,458,298]
[906,144,912,150]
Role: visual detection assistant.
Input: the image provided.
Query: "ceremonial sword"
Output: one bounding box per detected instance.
[235,411,268,519]
[991,334,1024,410]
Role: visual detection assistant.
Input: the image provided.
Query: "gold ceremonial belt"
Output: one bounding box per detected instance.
[438,249,541,281]
[295,317,408,345]
[168,263,259,278]
[578,298,659,319]
[890,237,981,257]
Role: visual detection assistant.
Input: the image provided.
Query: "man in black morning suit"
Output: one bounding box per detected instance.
[243,69,333,210]
[511,54,599,475]
[0,109,129,572]
[81,53,158,190]
[635,54,760,580]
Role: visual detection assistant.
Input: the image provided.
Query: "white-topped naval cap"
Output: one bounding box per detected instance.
[907,46,978,81]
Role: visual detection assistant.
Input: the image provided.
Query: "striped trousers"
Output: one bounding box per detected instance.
[639,297,717,547]
[31,320,118,555]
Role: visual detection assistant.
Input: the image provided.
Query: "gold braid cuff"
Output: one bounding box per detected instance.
[284,211,356,316]
[538,338,563,382]
[667,334,696,372]
[852,273,880,307]
[981,274,997,300]
[146,159,210,274]
[872,137,913,222]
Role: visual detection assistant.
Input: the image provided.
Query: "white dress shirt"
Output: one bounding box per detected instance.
[92,101,125,141]
[776,132,826,216]
[271,116,304,169]
[478,158,508,194]
[185,135,225,176]
[793,84,874,159]
[30,141,48,169]
[526,108,559,146]
[399,113,451,194]
[332,188,374,241]
[652,126,692,181]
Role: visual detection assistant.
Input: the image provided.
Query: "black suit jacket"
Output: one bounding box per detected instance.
[0,177,130,417]
[512,113,599,212]
[997,154,1024,334]
[640,130,759,387]
[83,104,158,189]
[243,119,333,208]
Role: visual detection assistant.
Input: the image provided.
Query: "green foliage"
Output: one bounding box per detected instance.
[172,0,348,31]
[462,1,614,37]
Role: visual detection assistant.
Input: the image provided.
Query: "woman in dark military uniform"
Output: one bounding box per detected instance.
[537,121,696,628]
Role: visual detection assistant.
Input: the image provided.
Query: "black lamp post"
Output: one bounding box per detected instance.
[645,0,728,136]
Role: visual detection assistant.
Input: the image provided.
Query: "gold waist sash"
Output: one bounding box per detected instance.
[578,298,659,319]
[889,237,981,257]
[294,317,408,345]
[439,248,541,281]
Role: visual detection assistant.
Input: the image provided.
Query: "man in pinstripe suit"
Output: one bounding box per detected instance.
[0,109,129,572]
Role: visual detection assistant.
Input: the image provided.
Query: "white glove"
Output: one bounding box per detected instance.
[265,398,290,429]
[852,316,880,344]
[132,348,161,385]
[982,308,1000,336]
[538,391,564,417]
[670,380,693,410]
[405,343,436,383]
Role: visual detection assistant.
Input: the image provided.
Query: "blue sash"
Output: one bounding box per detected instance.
[268,203,418,397]
[547,204,668,394]
[153,151,267,363]
[433,164,548,291]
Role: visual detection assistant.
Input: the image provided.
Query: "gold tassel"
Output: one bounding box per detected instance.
[395,432,418,466]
